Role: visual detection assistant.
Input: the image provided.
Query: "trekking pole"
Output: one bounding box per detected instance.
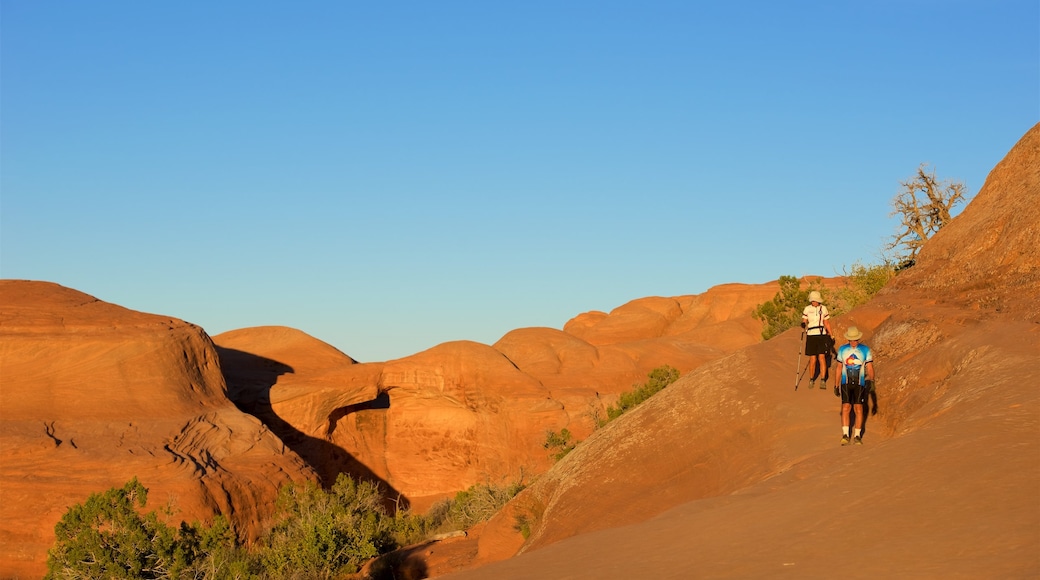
[794,327,806,390]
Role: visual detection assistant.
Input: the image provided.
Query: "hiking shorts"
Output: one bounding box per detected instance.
[840,382,869,405]
[805,334,830,356]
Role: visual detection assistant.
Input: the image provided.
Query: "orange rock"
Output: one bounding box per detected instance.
[0,282,314,579]
[435,124,1040,580]
[212,281,791,514]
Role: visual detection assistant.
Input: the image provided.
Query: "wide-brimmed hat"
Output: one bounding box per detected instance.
[808,291,822,303]
[844,326,864,340]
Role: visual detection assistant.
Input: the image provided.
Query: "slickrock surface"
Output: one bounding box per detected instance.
[422,124,1040,579]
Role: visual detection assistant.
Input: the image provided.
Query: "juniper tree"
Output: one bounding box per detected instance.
[887,164,968,268]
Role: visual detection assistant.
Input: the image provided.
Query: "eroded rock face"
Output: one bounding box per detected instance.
[215,281,791,511]
[0,233,859,578]
[0,282,314,579]
[377,341,561,503]
[215,326,391,494]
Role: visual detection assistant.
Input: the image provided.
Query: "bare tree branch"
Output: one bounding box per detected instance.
[886,163,969,266]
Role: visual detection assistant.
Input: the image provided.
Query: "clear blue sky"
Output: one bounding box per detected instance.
[2,2,1037,362]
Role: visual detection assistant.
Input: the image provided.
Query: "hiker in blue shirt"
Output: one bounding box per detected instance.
[833,326,875,446]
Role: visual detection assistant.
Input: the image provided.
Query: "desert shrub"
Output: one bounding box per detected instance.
[829,261,896,315]
[48,472,529,579]
[391,478,528,547]
[605,365,681,422]
[513,513,532,539]
[260,473,396,579]
[385,507,437,549]
[45,478,236,580]
[175,517,258,579]
[436,480,525,531]
[543,428,577,462]
[752,267,894,340]
[752,276,829,340]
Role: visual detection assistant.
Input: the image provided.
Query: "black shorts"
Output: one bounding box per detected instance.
[840,383,869,405]
[805,334,830,356]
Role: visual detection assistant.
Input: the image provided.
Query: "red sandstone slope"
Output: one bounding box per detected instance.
[0,284,315,579]
[435,124,1040,579]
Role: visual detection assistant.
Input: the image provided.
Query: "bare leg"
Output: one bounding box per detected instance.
[840,402,853,443]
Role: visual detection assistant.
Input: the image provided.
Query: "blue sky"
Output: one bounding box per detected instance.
[2,2,1037,362]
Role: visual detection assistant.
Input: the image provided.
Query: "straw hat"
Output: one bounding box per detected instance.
[844,326,864,340]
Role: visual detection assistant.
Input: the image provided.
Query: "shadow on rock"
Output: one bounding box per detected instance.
[217,346,405,506]
[360,541,433,580]
[328,391,390,437]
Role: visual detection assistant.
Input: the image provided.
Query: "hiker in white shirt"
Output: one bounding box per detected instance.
[801,290,833,389]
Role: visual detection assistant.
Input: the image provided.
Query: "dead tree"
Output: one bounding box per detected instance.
[887,164,968,268]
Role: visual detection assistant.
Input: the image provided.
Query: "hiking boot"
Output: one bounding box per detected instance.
[853,436,863,445]
[841,435,850,446]
[809,380,816,389]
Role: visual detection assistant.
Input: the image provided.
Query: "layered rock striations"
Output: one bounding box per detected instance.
[0,283,315,579]
[0,272,794,578]
[215,281,789,511]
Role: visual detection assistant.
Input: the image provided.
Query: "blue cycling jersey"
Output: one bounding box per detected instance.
[837,343,873,385]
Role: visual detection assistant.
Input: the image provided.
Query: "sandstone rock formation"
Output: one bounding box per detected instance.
[215,281,789,512]
[420,123,1040,579]
[215,325,387,491]
[0,284,315,579]
[8,118,1033,577]
[0,265,797,578]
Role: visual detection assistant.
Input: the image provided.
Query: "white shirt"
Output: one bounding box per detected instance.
[802,304,829,336]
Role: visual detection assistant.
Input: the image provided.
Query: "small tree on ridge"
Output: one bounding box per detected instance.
[887,164,968,268]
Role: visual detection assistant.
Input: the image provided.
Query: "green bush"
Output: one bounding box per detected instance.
[175,518,257,580]
[752,267,894,341]
[48,474,522,577]
[438,480,524,531]
[752,276,828,340]
[260,473,396,579]
[386,477,525,550]
[543,428,577,462]
[605,365,680,422]
[830,261,895,314]
[513,514,532,539]
[45,478,236,579]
